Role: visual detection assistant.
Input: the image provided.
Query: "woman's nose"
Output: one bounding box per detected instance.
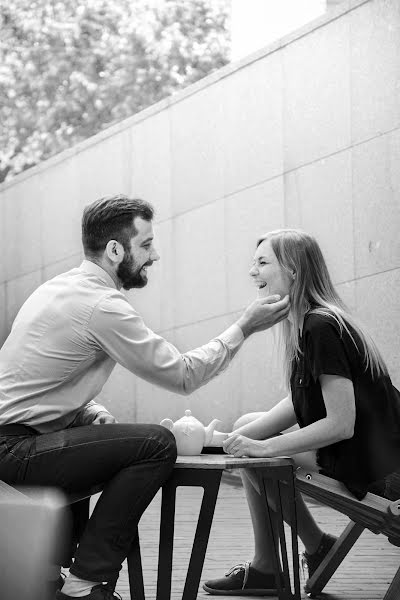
[249,265,258,276]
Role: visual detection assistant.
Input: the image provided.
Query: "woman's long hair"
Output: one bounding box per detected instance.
[257,229,388,387]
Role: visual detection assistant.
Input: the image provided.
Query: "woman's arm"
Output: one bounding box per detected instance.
[223,375,355,457]
[226,395,297,439]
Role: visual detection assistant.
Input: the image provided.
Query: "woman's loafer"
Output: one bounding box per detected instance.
[302,532,338,593]
[203,561,280,596]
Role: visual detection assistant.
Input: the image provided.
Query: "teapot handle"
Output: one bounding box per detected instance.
[160,418,174,431]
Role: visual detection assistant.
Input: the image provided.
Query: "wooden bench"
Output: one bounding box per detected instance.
[296,468,400,600]
[0,479,65,600]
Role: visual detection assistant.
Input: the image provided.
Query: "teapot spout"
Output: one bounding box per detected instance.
[204,418,221,446]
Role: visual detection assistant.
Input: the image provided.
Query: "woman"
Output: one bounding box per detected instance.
[203,229,400,596]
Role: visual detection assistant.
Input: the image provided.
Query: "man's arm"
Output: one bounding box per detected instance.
[69,400,117,427]
[236,295,290,338]
[87,292,289,396]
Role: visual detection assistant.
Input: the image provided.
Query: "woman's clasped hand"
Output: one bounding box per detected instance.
[222,433,269,458]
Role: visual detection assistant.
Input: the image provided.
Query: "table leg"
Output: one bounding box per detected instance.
[156,476,177,600]
[182,470,222,600]
[126,528,145,600]
[157,469,222,600]
[285,472,300,599]
[282,469,300,600]
[257,466,300,600]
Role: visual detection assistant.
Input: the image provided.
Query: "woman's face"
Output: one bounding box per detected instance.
[249,239,292,298]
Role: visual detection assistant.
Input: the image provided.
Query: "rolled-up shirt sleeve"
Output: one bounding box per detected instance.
[68,399,113,427]
[87,291,244,395]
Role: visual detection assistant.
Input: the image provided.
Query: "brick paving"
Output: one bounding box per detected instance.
[112,475,400,600]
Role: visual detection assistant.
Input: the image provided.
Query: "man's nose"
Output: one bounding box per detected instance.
[151,248,160,262]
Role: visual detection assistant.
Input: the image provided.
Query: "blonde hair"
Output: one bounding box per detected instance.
[257,229,388,387]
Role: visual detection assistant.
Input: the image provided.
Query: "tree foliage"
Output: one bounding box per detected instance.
[0,0,230,183]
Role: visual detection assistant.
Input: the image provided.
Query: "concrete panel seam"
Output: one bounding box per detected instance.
[351,266,400,284]
[156,123,400,226]
[0,253,82,286]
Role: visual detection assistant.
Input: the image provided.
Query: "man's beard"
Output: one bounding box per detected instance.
[117,251,149,290]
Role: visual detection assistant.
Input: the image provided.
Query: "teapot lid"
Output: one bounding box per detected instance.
[178,409,202,427]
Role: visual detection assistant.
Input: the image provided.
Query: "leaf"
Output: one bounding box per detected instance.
[0,0,231,183]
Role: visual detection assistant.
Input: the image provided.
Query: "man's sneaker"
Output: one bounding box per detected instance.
[203,561,281,596]
[55,583,122,599]
[302,533,337,590]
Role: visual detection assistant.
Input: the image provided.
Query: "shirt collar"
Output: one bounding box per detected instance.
[80,260,118,289]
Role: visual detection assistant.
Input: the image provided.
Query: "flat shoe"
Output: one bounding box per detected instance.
[203,561,279,596]
[302,532,337,593]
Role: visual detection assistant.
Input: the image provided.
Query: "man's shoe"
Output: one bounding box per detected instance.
[302,533,337,592]
[55,583,122,599]
[203,561,280,596]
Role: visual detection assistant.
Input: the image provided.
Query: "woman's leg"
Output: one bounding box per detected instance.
[233,413,324,574]
[242,456,324,574]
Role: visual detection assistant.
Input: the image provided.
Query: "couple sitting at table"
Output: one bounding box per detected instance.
[0,194,289,600]
[0,194,398,600]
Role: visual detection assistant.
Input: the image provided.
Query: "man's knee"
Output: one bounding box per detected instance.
[150,425,177,462]
[233,412,266,430]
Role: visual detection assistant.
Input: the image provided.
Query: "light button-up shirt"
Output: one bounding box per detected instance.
[0,260,244,433]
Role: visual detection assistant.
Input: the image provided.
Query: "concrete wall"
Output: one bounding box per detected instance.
[1,0,399,429]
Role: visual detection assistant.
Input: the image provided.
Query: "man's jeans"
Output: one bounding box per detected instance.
[0,423,177,582]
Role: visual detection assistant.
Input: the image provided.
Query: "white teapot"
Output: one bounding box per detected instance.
[160,410,225,456]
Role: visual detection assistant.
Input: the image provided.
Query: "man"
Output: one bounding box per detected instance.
[0,194,289,600]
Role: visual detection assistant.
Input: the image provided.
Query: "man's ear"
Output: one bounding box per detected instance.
[105,240,124,264]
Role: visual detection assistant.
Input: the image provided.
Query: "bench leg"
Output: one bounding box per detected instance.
[305,520,364,597]
[383,565,400,600]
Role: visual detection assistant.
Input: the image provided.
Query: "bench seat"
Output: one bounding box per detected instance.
[296,467,400,600]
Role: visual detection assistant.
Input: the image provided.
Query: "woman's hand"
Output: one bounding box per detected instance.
[222,433,269,458]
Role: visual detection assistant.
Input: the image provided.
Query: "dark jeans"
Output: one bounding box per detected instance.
[0,423,177,582]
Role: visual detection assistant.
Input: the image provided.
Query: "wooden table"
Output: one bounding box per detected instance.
[125,454,300,600]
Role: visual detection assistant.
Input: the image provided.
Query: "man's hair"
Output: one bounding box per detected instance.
[82,194,154,256]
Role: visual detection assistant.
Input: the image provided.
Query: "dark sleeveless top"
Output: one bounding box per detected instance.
[290,312,400,499]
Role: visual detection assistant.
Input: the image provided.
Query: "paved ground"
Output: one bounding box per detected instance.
[111,474,400,600]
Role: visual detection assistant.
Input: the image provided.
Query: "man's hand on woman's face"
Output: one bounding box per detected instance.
[236,294,290,338]
[222,433,269,458]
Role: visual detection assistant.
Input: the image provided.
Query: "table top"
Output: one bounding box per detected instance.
[174,454,294,470]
